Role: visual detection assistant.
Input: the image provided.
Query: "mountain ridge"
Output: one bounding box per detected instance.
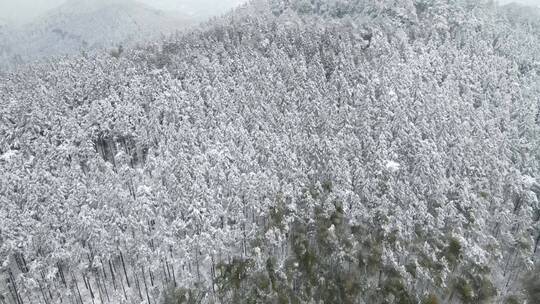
[0,0,192,70]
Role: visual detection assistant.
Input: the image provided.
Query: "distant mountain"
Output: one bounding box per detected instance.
[499,0,540,6]
[0,0,192,70]
[0,23,14,66]
[502,1,540,22]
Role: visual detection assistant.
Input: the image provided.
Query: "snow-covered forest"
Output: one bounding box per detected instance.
[1,0,540,303]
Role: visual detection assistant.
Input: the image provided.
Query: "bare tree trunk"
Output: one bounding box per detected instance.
[97,271,110,303]
[196,248,201,283]
[169,261,177,287]
[115,262,128,301]
[503,250,517,277]
[58,263,67,287]
[8,269,23,304]
[71,271,84,304]
[38,281,50,304]
[83,272,89,290]
[15,253,28,273]
[108,260,117,291]
[534,233,540,254]
[100,259,107,280]
[211,254,216,298]
[162,261,169,285]
[84,274,95,304]
[142,267,152,304]
[7,281,18,304]
[14,254,22,273]
[94,274,104,304]
[41,271,54,301]
[134,272,143,301]
[120,251,131,287]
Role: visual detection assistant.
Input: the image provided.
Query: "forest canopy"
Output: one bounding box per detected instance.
[0,0,539,303]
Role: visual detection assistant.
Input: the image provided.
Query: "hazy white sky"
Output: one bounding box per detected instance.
[0,0,247,24]
[499,0,540,5]
[0,0,538,25]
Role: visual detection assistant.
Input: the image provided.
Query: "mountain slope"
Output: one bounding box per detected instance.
[0,0,191,70]
[0,0,539,303]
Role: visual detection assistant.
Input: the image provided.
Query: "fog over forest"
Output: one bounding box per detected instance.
[1,0,538,25]
[0,0,248,25]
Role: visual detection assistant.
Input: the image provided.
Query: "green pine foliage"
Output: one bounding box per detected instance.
[523,264,540,302]
[163,183,508,304]
[163,286,206,304]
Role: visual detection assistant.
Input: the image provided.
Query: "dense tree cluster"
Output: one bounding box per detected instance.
[1,0,539,303]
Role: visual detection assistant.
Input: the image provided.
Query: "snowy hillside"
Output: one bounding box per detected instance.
[0,0,540,303]
[0,0,191,70]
